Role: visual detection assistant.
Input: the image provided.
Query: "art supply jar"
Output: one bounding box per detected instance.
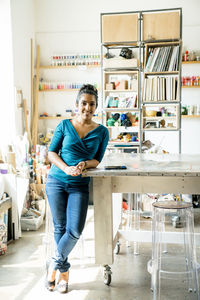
[184,50,189,62]
[189,51,196,61]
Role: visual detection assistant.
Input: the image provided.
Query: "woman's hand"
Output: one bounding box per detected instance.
[76,161,86,173]
[63,161,86,176]
[64,166,82,176]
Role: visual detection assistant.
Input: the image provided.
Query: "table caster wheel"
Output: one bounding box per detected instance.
[103,265,112,285]
[114,241,120,254]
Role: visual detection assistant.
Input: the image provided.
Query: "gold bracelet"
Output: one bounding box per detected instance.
[84,161,88,169]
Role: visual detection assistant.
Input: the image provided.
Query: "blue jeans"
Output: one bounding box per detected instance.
[45,175,89,273]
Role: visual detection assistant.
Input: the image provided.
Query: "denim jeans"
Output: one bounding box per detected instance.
[45,175,89,273]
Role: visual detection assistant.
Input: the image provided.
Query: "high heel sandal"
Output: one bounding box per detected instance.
[45,261,56,292]
[57,271,69,293]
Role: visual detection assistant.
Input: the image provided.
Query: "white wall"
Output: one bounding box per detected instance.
[34,0,200,32]
[11,0,200,153]
[0,0,16,147]
[33,0,200,154]
[10,0,35,134]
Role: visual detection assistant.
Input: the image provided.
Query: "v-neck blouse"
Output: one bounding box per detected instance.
[48,119,109,185]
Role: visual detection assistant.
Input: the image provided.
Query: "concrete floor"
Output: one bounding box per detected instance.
[0,207,199,300]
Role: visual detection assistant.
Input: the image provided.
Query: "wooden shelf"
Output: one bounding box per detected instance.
[39,116,71,120]
[107,126,139,131]
[143,103,179,107]
[143,116,176,120]
[104,89,137,93]
[144,41,181,47]
[143,128,178,131]
[104,70,138,74]
[104,108,139,112]
[108,141,139,146]
[182,86,200,88]
[182,115,200,118]
[40,65,100,69]
[182,61,200,64]
[102,42,137,48]
[144,71,179,75]
[32,44,100,146]
[39,88,79,92]
[39,88,100,92]
[143,101,179,104]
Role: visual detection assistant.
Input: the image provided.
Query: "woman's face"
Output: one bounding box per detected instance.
[77,93,97,120]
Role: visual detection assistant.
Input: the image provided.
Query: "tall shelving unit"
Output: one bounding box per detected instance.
[100,8,182,154]
[141,10,182,153]
[100,11,143,153]
[100,9,182,284]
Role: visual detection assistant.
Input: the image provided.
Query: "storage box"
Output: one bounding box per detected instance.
[106,83,114,90]
[103,58,138,69]
[21,215,43,231]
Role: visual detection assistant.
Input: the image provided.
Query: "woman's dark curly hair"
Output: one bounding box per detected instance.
[76,84,98,108]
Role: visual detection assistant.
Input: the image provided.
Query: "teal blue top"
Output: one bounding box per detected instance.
[48,119,109,185]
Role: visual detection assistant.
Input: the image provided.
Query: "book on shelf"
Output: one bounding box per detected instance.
[157,47,166,72]
[145,45,180,72]
[143,76,179,102]
[145,48,154,72]
[149,48,160,72]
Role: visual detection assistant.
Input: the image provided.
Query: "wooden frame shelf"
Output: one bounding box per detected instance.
[144,71,179,75]
[104,89,136,93]
[39,88,79,92]
[144,41,181,73]
[143,101,179,104]
[108,141,140,146]
[39,116,71,120]
[143,128,179,131]
[182,86,200,89]
[104,70,138,75]
[32,44,100,145]
[40,65,100,69]
[104,108,139,112]
[107,126,139,131]
[182,115,200,118]
[182,61,200,64]
[143,116,176,120]
[142,103,180,131]
[101,8,182,153]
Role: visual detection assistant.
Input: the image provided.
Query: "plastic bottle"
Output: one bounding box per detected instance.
[184,50,189,61]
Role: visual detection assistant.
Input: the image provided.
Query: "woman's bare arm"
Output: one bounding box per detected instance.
[48,151,68,172]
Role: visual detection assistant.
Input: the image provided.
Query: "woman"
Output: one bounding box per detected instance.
[45,84,109,293]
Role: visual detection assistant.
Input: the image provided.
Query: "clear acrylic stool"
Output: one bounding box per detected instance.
[150,200,199,300]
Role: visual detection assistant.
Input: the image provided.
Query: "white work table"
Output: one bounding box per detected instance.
[85,153,200,268]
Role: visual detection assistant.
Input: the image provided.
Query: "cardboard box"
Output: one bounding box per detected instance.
[106,83,114,90]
